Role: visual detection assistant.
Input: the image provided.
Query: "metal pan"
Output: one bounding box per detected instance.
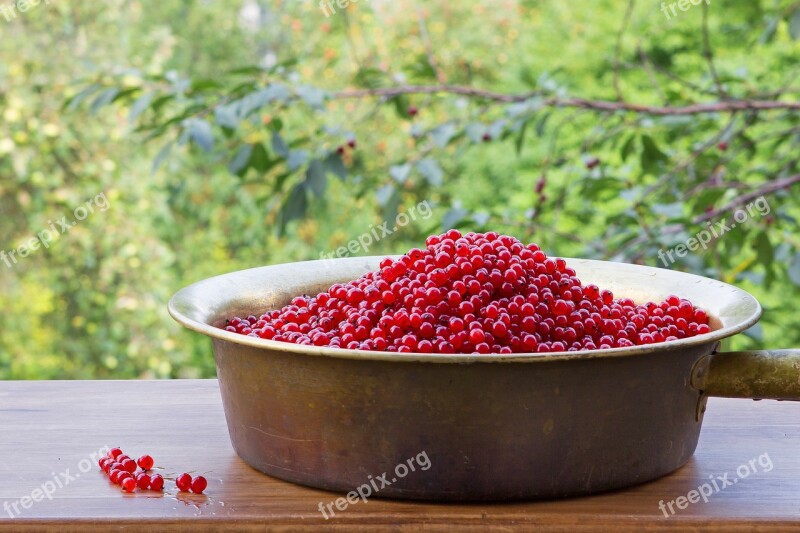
[168,257,800,500]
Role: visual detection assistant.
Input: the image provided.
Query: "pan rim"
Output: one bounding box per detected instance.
[168,256,762,364]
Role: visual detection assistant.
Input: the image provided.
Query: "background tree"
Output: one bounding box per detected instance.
[2,0,799,378]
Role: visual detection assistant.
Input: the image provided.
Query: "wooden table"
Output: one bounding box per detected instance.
[1,380,799,531]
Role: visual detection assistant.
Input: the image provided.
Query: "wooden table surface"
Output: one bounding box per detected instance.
[1,379,799,532]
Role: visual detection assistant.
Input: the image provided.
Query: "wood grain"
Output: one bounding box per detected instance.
[0,380,798,531]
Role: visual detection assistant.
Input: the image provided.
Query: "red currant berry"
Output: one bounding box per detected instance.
[122,477,136,493]
[176,473,192,492]
[137,455,154,471]
[190,476,208,494]
[149,474,165,491]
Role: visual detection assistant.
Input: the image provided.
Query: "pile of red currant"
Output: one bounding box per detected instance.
[224,231,710,354]
[98,447,207,494]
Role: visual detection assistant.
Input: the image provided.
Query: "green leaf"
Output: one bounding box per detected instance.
[389,163,412,184]
[227,65,267,76]
[90,87,120,114]
[789,252,800,286]
[535,112,551,137]
[376,184,396,206]
[390,95,411,118]
[150,93,175,112]
[271,131,289,158]
[287,150,308,171]
[443,207,469,229]
[249,143,272,173]
[191,79,223,92]
[128,91,154,125]
[295,85,327,109]
[214,104,240,129]
[228,144,253,176]
[280,184,308,232]
[620,134,636,162]
[743,323,764,343]
[640,135,667,174]
[64,83,101,111]
[152,141,174,173]
[515,120,528,155]
[755,232,774,264]
[759,16,778,44]
[790,10,800,40]
[466,123,486,143]
[236,85,290,117]
[472,212,490,226]
[354,67,386,89]
[690,187,727,213]
[324,153,347,181]
[188,119,214,152]
[651,202,684,220]
[416,157,443,186]
[304,160,327,197]
[430,123,457,147]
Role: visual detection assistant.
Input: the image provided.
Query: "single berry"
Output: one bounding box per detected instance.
[176,473,192,492]
[481,132,491,142]
[347,139,356,149]
[121,459,137,473]
[408,106,418,117]
[136,473,151,490]
[122,477,136,493]
[585,157,600,169]
[190,476,208,494]
[149,474,164,491]
[108,448,123,460]
[137,455,154,471]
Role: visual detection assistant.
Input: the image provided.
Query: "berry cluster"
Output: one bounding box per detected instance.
[98,448,206,494]
[99,449,163,493]
[225,231,710,354]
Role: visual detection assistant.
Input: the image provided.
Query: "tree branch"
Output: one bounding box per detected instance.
[332,85,800,115]
[613,0,635,102]
[701,2,726,98]
[693,172,800,224]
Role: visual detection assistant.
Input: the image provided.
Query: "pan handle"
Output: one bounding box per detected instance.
[693,350,800,401]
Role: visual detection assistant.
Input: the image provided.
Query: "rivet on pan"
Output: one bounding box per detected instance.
[690,354,713,390]
[696,395,708,422]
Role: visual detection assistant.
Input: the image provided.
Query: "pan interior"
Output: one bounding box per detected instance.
[168,256,761,362]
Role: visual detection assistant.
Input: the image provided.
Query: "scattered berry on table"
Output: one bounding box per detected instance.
[190,476,208,494]
[149,474,165,491]
[121,477,136,493]
[176,473,193,492]
[137,455,154,471]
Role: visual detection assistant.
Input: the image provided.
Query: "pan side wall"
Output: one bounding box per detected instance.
[213,339,714,501]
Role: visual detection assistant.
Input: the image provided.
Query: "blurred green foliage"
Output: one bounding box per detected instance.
[1,0,800,379]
